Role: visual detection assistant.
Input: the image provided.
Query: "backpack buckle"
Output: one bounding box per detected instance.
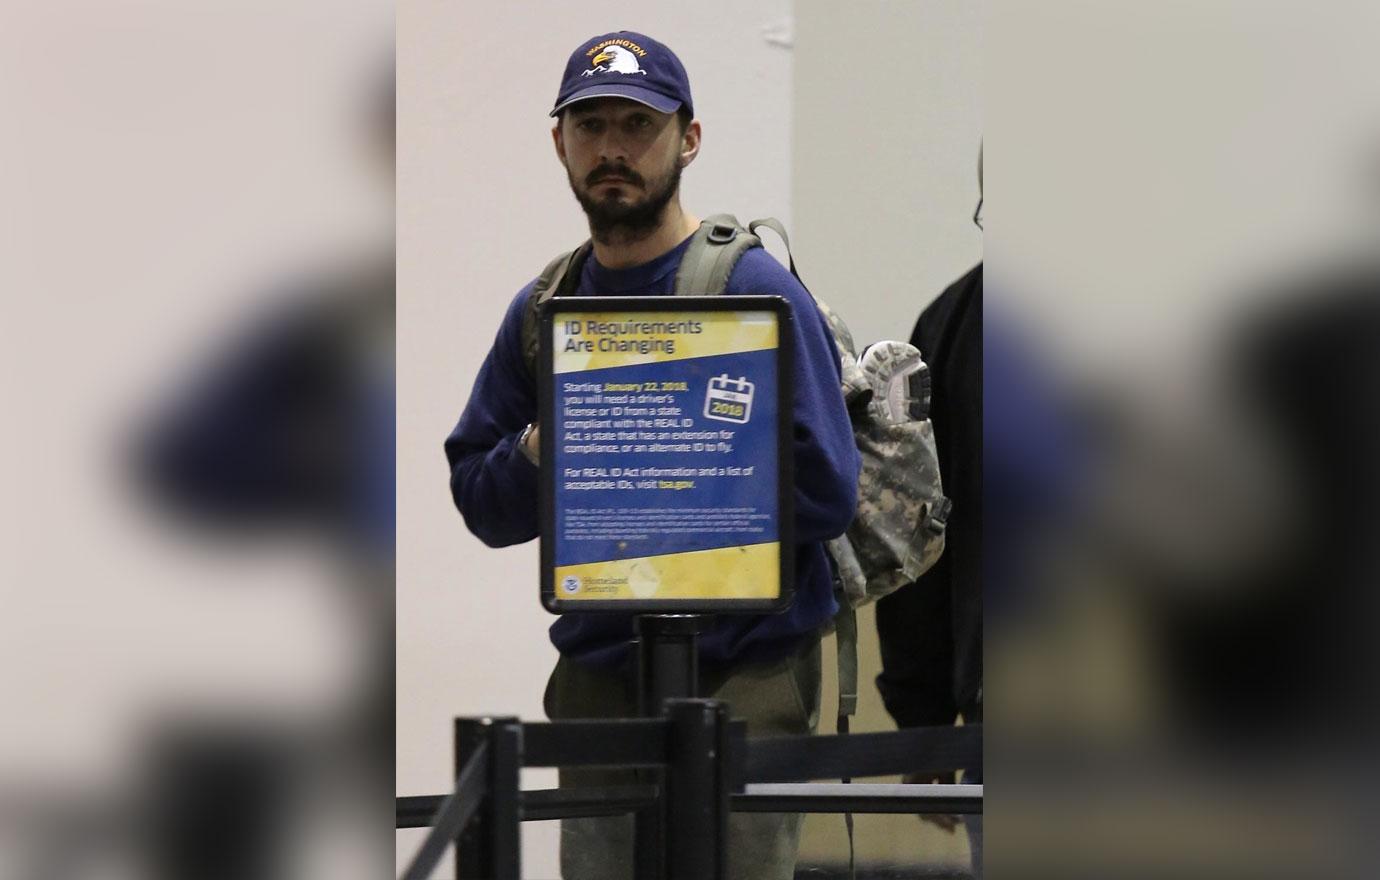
[707,223,737,244]
[926,497,953,534]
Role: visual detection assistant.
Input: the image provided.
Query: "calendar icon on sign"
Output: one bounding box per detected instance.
[704,374,755,424]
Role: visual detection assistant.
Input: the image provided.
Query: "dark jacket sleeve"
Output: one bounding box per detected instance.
[443,287,542,547]
[903,264,984,722]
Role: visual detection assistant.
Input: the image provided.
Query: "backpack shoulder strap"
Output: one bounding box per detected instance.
[835,605,860,725]
[521,242,592,379]
[672,214,760,296]
[749,218,860,355]
[836,603,860,879]
[750,218,868,408]
[747,217,801,277]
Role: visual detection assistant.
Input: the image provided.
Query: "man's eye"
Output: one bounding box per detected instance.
[629,116,652,128]
[577,118,602,133]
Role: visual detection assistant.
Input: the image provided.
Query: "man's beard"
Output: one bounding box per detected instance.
[568,160,682,244]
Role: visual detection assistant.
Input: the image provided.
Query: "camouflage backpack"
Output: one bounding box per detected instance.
[520,215,951,727]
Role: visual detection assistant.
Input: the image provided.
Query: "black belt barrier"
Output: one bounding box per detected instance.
[397,702,981,880]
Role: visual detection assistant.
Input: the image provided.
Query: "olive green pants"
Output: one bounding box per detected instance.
[542,635,822,880]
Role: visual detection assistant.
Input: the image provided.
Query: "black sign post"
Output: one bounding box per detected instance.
[535,296,795,880]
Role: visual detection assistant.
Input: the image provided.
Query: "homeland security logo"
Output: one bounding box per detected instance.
[561,575,582,594]
[582,38,649,77]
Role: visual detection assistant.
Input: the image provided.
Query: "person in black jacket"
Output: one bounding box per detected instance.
[875,262,983,735]
[876,147,983,743]
[875,153,984,876]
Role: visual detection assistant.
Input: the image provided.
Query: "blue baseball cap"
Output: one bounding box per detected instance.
[550,31,693,119]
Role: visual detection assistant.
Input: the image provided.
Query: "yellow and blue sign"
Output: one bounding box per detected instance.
[538,296,794,612]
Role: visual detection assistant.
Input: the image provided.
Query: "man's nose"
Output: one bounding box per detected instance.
[594,129,629,163]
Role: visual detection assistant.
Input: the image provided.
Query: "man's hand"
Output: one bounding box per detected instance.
[905,772,960,832]
[519,422,540,465]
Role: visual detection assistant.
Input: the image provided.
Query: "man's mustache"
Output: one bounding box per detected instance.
[586,165,645,188]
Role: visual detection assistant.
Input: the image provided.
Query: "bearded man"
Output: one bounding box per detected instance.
[443,31,859,880]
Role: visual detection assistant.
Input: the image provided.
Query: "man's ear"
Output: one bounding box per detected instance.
[552,123,567,166]
[679,119,701,168]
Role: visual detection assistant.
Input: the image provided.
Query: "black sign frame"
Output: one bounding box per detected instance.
[537,296,795,614]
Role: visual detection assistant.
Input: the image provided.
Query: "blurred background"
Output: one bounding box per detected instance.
[987,0,1380,877]
[2,2,392,878]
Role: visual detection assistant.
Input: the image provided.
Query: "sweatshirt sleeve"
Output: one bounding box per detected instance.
[443,286,542,547]
[728,249,861,544]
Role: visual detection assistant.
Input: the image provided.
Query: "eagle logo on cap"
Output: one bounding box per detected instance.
[582,44,647,77]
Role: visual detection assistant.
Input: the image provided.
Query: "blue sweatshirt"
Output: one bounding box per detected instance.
[444,233,860,670]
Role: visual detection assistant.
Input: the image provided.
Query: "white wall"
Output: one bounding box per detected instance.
[396,5,793,875]
[791,1,983,867]
[793,0,983,348]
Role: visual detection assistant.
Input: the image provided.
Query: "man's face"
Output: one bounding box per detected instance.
[554,98,697,239]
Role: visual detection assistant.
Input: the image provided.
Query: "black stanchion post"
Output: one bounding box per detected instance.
[632,800,663,880]
[636,614,708,713]
[664,699,729,880]
[488,721,522,879]
[454,718,488,880]
[455,717,522,880]
[634,614,709,880]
